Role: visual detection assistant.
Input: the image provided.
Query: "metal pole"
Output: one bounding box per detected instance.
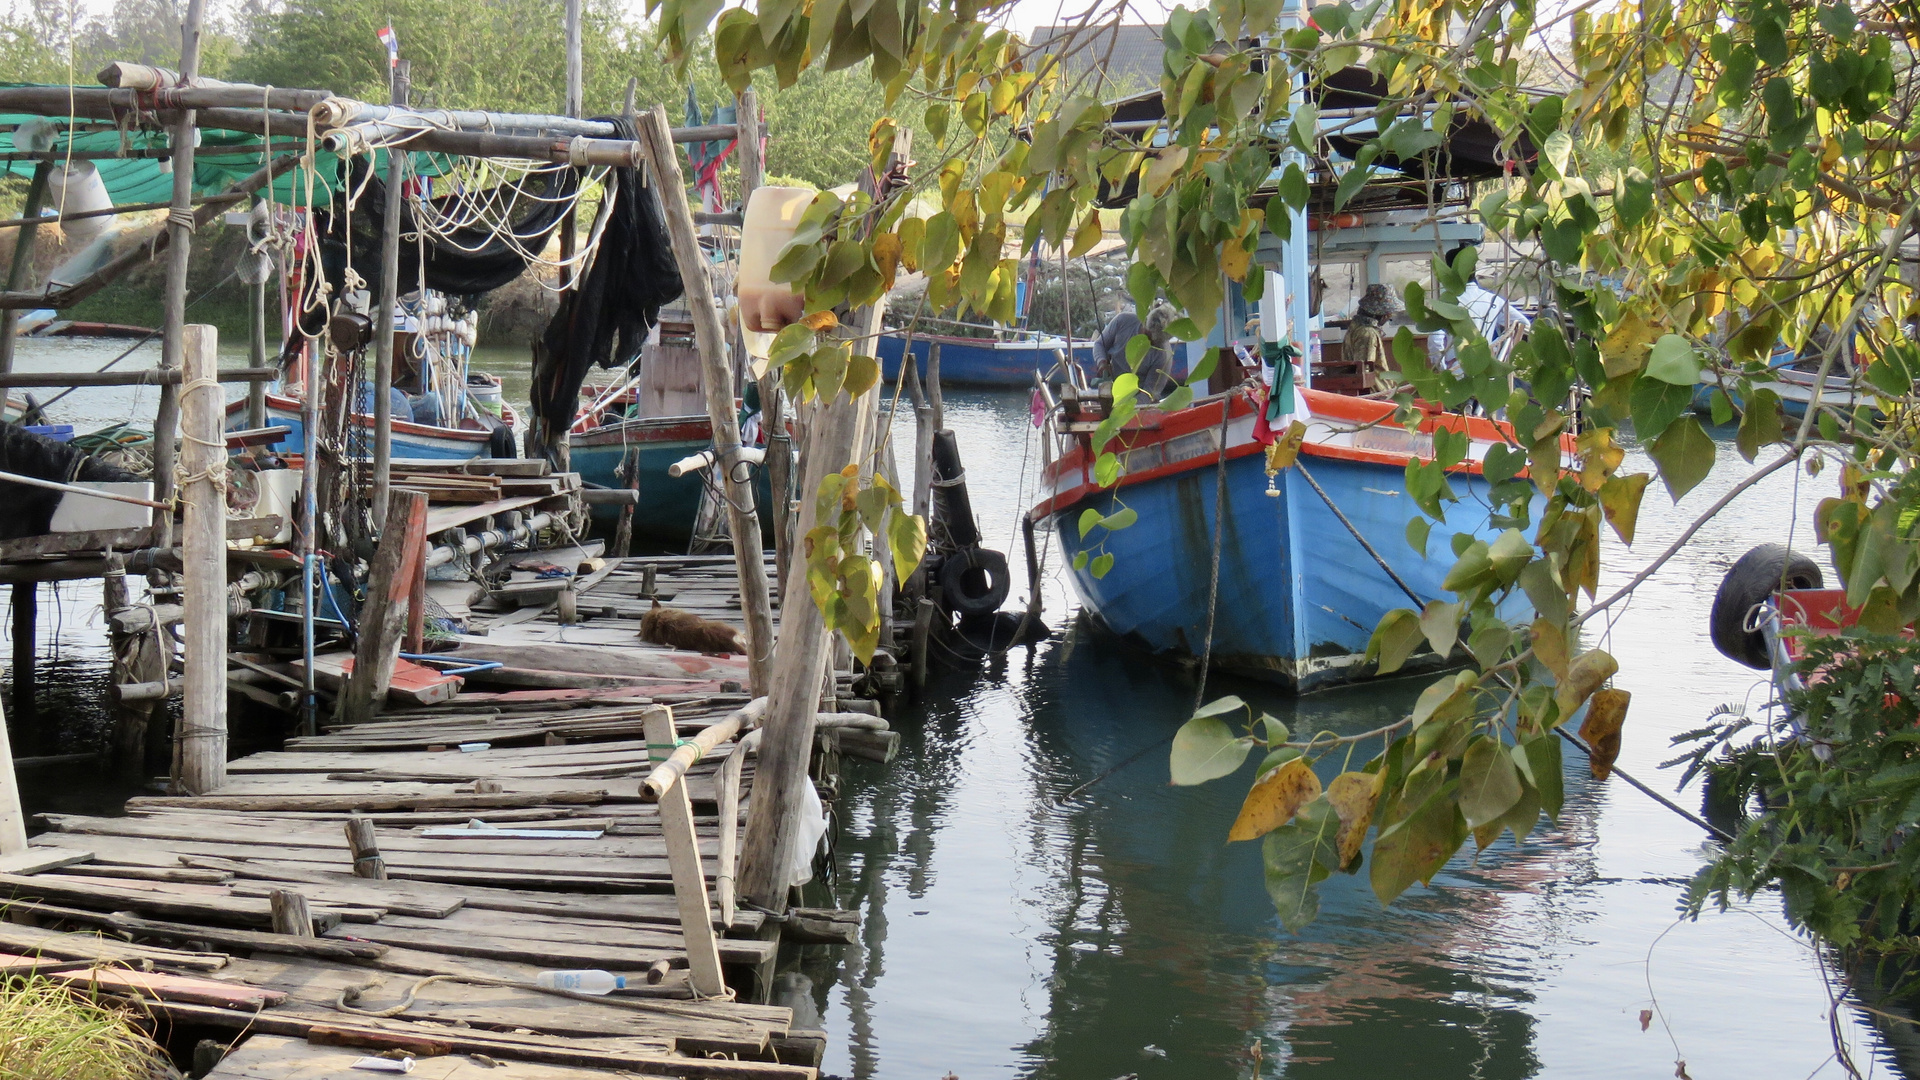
[370,59,409,531]
[153,0,210,528]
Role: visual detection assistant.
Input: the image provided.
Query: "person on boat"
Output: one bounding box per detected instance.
[1093,297,1177,398]
[1425,243,1530,374]
[1344,284,1399,393]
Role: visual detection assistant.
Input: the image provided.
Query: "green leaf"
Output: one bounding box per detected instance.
[1370,779,1465,904]
[1648,417,1716,502]
[1169,715,1252,785]
[1094,452,1121,487]
[1644,334,1703,385]
[1263,799,1338,932]
[1458,736,1523,827]
[1737,387,1784,462]
[1091,552,1115,578]
[1487,529,1533,584]
[1406,516,1431,557]
[1194,695,1247,718]
[1102,507,1138,531]
[1441,539,1493,593]
[1522,734,1563,820]
[1072,551,1088,570]
[1629,375,1694,442]
[1078,508,1103,539]
[1418,599,1464,660]
[1616,168,1654,228]
[886,509,928,580]
[767,323,816,369]
[1366,608,1424,675]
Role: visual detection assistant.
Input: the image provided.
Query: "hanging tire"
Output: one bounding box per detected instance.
[1710,544,1824,669]
[939,546,1011,615]
[487,424,516,459]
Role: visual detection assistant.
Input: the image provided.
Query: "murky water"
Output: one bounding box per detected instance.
[1,339,1908,1077]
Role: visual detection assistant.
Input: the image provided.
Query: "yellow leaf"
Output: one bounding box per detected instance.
[1069,210,1102,258]
[871,233,902,286]
[1326,771,1381,870]
[1142,146,1189,196]
[1600,309,1658,378]
[801,310,839,332]
[1575,427,1623,493]
[1227,758,1321,842]
[1579,687,1630,779]
[1530,617,1569,679]
[1554,648,1619,717]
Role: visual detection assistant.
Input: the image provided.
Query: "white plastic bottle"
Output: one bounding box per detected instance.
[535,970,626,994]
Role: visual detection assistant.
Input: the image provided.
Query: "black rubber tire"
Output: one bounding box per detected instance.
[939,546,1011,616]
[486,424,517,459]
[1710,543,1824,669]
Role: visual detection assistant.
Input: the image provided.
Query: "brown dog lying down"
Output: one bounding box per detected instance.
[640,599,748,655]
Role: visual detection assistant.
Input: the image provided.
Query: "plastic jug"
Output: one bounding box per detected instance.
[535,970,626,994]
[736,187,817,333]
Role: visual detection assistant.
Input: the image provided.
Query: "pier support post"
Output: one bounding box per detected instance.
[345,816,386,879]
[8,585,32,720]
[269,889,315,936]
[152,0,210,534]
[178,323,228,795]
[370,60,410,532]
[636,106,775,695]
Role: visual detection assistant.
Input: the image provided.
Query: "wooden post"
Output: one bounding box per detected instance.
[269,889,314,937]
[910,598,934,694]
[715,735,744,928]
[344,816,386,879]
[0,687,26,858]
[8,585,32,720]
[0,162,50,376]
[642,707,727,997]
[636,106,776,695]
[179,323,227,795]
[336,489,428,725]
[403,534,426,654]
[151,0,210,526]
[736,88,763,204]
[927,341,945,431]
[558,0,581,291]
[370,60,410,532]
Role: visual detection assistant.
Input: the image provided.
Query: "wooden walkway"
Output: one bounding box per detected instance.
[0,556,858,1078]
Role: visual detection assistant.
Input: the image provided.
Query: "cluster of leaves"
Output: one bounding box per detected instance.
[804,465,928,663]
[1170,693,1571,929]
[1676,632,1920,957]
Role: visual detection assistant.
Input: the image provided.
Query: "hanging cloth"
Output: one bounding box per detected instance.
[526,114,685,461]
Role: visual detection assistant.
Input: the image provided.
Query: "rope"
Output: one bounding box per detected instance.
[1554,726,1734,842]
[1293,457,1426,609]
[1192,394,1232,710]
[334,970,748,1019]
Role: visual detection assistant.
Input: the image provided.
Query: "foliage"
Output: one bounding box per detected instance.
[0,974,166,1080]
[1673,633,1920,958]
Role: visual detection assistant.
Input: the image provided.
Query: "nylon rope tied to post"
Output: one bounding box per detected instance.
[646,738,692,765]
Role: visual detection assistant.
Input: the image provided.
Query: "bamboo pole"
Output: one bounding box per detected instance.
[150,0,210,527]
[0,163,49,375]
[559,0,581,291]
[370,60,409,532]
[636,106,775,695]
[178,323,227,795]
[641,706,728,998]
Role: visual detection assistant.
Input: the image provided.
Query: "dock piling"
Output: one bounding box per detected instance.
[178,323,227,795]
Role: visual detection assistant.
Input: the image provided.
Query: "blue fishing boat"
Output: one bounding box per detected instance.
[878,329,1094,388]
[1692,341,1862,420]
[1032,388,1560,691]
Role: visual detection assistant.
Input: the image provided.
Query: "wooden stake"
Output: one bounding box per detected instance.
[641,706,726,998]
[370,59,410,532]
[178,323,227,795]
[910,598,934,694]
[268,889,314,937]
[715,735,744,928]
[0,162,49,376]
[636,106,775,695]
[336,489,428,725]
[343,817,386,880]
[0,663,26,857]
[151,0,210,526]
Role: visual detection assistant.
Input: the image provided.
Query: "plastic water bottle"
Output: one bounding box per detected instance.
[536,970,626,994]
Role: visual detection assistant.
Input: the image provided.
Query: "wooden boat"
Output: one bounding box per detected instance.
[1693,341,1863,420]
[227,388,518,461]
[1031,388,1568,692]
[877,328,1094,387]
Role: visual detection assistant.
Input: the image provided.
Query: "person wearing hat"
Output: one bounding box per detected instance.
[1345,283,1399,393]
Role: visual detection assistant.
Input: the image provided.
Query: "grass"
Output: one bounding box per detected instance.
[0,975,167,1080]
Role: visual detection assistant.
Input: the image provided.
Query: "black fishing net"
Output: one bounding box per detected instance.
[526,115,685,463]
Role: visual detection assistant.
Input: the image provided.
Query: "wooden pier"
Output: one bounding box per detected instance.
[0,555,876,1077]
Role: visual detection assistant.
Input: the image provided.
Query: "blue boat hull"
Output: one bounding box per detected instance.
[878,333,1093,387]
[1040,394,1538,692]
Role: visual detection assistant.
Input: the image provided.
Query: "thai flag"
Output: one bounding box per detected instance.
[377,25,399,68]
